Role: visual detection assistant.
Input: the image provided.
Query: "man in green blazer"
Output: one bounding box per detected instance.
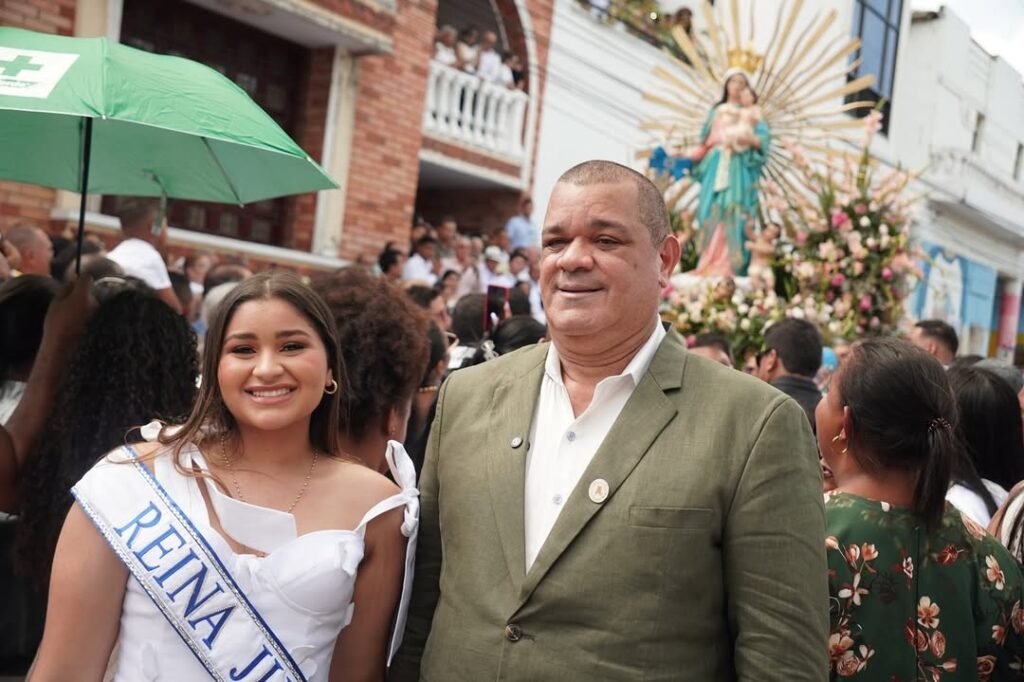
[390,161,828,681]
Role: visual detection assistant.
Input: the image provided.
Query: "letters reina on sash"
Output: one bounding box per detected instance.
[73,448,306,682]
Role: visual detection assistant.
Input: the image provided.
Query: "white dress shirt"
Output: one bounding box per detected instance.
[402,253,437,285]
[477,48,502,83]
[106,238,172,290]
[523,321,666,570]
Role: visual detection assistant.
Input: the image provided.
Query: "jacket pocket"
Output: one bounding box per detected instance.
[628,505,713,530]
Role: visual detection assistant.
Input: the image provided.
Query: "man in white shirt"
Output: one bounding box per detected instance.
[402,236,439,285]
[106,198,182,313]
[394,160,828,681]
[479,245,515,290]
[504,195,539,250]
[476,31,503,84]
[433,25,457,67]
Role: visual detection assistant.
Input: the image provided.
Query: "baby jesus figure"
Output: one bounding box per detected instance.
[686,86,762,163]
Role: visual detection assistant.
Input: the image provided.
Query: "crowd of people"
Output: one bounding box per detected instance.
[0,161,1023,680]
[432,24,525,91]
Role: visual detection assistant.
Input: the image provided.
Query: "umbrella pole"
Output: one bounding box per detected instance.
[75,117,94,276]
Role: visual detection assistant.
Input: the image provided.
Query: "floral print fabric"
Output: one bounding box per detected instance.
[826,492,1024,680]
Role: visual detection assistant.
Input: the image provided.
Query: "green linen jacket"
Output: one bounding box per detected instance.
[390,330,829,681]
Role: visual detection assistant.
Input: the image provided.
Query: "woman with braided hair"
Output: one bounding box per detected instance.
[816,337,1024,680]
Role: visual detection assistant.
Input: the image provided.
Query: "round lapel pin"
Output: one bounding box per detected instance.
[588,478,609,504]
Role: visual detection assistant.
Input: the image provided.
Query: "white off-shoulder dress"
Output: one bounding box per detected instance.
[72,434,419,681]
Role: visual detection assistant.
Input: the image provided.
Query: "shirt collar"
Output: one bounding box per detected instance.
[545,320,666,388]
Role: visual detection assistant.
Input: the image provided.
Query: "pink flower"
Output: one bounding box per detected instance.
[986,556,1006,590]
[881,267,893,281]
[859,295,872,311]
[831,274,846,288]
[854,203,868,215]
[831,210,849,228]
[795,230,808,246]
[917,596,940,629]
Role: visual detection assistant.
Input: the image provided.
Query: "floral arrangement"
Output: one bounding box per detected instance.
[663,111,923,359]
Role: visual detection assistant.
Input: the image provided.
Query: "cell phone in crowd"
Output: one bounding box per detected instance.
[485,285,509,334]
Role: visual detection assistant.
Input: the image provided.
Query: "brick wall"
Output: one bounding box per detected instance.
[415,187,520,237]
[339,0,438,263]
[0,0,76,234]
[286,47,335,252]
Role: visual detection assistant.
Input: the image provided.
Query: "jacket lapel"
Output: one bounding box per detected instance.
[486,346,547,594]
[516,331,686,608]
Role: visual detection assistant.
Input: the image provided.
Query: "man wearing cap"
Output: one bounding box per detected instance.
[480,245,515,290]
[391,161,827,681]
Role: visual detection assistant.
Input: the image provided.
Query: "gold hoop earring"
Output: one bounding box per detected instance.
[831,433,849,456]
[324,378,339,395]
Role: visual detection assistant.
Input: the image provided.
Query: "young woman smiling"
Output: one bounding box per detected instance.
[31,273,418,682]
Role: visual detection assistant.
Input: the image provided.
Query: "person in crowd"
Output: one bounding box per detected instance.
[505,195,539,250]
[197,281,240,357]
[476,31,502,84]
[438,269,461,308]
[0,234,21,282]
[756,317,823,430]
[403,237,439,285]
[184,251,214,298]
[480,245,515,289]
[433,25,458,67]
[944,365,1024,525]
[50,237,101,282]
[5,224,54,277]
[833,338,852,365]
[379,248,406,284]
[490,314,546,356]
[405,322,450,478]
[62,254,122,283]
[31,272,416,682]
[313,268,430,475]
[490,228,512,255]
[168,271,195,320]
[0,276,59,423]
[405,284,452,333]
[455,25,480,73]
[435,216,458,262]
[974,359,1024,422]
[691,332,733,367]
[203,262,252,296]
[674,7,694,36]
[908,319,958,367]
[15,285,199,615]
[498,51,522,89]
[0,275,94,513]
[817,337,1024,679]
[448,293,486,370]
[508,249,530,284]
[451,237,482,298]
[106,198,182,314]
[391,160,827,680]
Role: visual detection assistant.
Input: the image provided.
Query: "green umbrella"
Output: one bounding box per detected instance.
[0,27,338,267]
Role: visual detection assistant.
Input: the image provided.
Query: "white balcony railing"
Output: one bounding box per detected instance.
[422,60,529,162]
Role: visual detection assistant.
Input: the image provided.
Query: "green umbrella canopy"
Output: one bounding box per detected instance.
[0,27,337,203]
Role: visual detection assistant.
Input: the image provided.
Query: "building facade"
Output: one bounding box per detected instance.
[0,0,554,268]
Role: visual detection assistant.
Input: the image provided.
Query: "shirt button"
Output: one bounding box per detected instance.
[566,431,577,442]
[553,494,564,505]
[505,623,523,642]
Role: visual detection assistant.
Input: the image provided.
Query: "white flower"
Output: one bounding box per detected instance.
[738,303,750,315]
[791,307,806,319]
[879,224,890,236]
[865,237,878,250]
[740,318,752,331]
[829,321,842,334]
[859,216,871,228]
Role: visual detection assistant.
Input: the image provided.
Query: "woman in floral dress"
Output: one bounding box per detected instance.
[816,338,1024,680]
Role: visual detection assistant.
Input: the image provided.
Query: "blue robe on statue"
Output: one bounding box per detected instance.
[690,104,771,275]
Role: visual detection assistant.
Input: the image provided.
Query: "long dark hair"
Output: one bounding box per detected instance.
[948,366,1024,494]
[16,287,199,584]
[836,338,959,529]
[159,272,344,465]
[718,71,755,105]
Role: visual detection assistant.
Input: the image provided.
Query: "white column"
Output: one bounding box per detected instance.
[312,48,358,257]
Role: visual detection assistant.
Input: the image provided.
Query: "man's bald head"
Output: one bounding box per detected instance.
[555,160,670,245]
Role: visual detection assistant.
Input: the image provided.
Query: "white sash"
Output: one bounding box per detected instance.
[72,445,307,682]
